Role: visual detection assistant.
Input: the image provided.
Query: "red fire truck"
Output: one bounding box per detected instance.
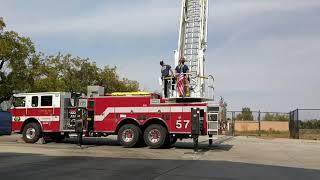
[6,0,227,149]
[8,87,224,148]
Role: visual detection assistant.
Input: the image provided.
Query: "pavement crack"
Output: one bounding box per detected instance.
[150,163,187,180]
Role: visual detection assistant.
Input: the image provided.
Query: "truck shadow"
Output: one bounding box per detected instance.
[61,137,121,146]
[58,137,233,152]
[171,135,234,152]
[173,142,233,152]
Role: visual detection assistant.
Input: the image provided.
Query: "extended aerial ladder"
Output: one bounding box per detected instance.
[165,0,213,101]
[163,0,223,148]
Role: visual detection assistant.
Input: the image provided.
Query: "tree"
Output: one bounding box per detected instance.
[263,113,289,121]
[236,107,254,121]
[0,17,35,102]
[0,18,140,106]
[0,18,5,31]
[263,113,274,121]
[299,119,320,129]
[277,114,289,121]
[97,66,139,93]
[29,53,139,94]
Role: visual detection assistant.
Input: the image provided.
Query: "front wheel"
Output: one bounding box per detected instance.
[118,124,141,148]
[22,122,42,143]
[144,124,168,149]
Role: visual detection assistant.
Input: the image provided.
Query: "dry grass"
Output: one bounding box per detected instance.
[235,130,289,139]
[299,129,320,140]
[235,129,320,140]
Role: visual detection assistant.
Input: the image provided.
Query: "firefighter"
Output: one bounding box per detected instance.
[175,58,190,97]
[160,61,174,98]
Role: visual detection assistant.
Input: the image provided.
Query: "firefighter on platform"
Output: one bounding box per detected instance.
[160,61,174,98]
[175,58,190,97]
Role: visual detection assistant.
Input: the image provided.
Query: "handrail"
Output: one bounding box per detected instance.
[163,74,208,80]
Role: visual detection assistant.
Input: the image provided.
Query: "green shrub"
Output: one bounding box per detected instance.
[299,120,320,129]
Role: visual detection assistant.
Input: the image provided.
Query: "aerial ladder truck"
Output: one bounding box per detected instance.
[4,0,227,151]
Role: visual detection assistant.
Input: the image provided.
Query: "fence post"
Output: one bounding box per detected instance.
[258,110,261,136]
[289,111,292,138]
[296,109,299,139]
[232,111,235,136]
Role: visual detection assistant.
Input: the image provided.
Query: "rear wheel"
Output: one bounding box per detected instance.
[144,124,168,149]
[118,124,141,148]
[22,122,42,143]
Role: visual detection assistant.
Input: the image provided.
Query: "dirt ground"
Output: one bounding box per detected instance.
[235,121,288,131]
[0,134,319,171]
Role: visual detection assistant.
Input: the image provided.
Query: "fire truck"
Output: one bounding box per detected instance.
[9,88,225,148]
[6,0,228,149]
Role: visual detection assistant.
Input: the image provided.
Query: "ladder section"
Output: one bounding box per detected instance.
[174,0,208,99]
[184,0,201,93]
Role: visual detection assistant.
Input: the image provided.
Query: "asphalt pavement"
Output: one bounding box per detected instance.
[1,152,320,180]
[0,134,320,180]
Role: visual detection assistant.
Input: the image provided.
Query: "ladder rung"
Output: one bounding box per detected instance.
[184,42,199,45]
[186,26,200,29]
[184,47,199,49]
[187,19,201,22]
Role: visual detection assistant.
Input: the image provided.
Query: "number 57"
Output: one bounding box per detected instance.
[176,120,190,129]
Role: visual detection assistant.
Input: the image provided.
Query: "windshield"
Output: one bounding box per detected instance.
[13,96,26,107]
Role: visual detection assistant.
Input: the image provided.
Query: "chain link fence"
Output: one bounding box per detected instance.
[289,109,320,139]
[227,111,289,138]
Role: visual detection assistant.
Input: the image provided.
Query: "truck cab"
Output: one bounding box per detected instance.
[9,92,71,143]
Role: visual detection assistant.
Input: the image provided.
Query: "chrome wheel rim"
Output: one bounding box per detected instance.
[122,129,134,143]
[26,128,36,139]
[148,129,161,143]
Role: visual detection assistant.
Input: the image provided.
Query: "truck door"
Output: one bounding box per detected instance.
[39,95,54,122]
[26,95,39,119]
[11,96,27,122]
[10,96,26,131]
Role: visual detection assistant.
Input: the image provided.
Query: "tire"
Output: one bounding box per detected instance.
[118,124,141,148]
[144,124,168,149]
[22,122,42,143]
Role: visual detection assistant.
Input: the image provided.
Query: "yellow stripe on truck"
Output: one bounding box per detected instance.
[111,92,151,96]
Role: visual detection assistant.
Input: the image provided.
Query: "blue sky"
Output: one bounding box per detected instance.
[1,0,320,111]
